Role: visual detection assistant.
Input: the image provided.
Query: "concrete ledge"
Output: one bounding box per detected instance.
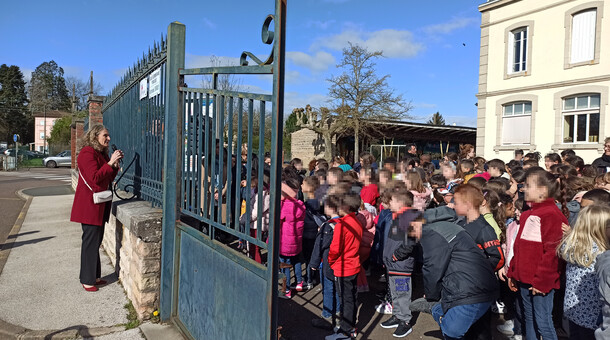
[115,200,162,242]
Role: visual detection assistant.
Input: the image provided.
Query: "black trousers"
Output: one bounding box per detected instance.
[335,274,358,333]
[80,223,104,285]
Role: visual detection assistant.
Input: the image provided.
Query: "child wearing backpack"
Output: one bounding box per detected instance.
[309,194,342,328]
[379,184,421,338]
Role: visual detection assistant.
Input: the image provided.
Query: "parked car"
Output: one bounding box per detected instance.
[43,150,71,168]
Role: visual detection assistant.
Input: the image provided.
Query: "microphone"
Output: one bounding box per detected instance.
[112,144,123,164]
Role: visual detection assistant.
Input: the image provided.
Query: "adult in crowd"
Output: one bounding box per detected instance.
[406,143,418,158]
[70,125,122,292]
[593,137,610,174]
[415,206,499,339]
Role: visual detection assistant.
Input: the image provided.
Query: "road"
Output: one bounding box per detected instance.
[0,168,73,257]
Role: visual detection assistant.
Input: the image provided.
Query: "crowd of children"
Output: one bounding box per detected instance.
[238,138,610,340]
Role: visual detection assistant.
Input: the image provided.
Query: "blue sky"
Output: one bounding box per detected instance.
[0,0,482,126]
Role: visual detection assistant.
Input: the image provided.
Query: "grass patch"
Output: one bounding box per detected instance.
[124,301,141,330]
[19,158,45,168]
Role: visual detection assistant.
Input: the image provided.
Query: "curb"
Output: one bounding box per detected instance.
[0,189,32,276]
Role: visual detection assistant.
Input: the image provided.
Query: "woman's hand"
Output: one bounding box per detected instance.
[561,222,571,235]
[108,150,123,168]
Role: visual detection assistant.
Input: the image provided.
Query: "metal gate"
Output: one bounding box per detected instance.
[160,1,286,339]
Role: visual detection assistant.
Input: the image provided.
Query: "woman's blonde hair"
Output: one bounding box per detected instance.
[79,124,108,152]
[558,204,610,267]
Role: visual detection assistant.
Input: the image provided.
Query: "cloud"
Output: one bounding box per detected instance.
[423,17,478,35]
[306,19,337,30]
[285,70,303,84]
[312,29,424,58]
[287,51,335,73]
[203,18,217,30]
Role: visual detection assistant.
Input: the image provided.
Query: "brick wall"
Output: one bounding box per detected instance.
[88,95,105,127]
[71,119,84,169]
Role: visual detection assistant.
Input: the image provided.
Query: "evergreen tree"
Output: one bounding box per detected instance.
[0,64,31,143]
[427,111,446,125]
[29,60,71,111]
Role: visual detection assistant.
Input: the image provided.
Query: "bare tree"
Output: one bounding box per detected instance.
[328,43,412,162]
[65,76,103,111]
[295,105,348,160]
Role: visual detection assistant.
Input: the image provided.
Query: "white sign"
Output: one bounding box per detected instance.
[149,68,161,98]
[139,78,148,100]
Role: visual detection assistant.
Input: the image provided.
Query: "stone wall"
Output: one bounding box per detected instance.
[71,119,84,169]
[102,196,162,320]
[290,128,331,162]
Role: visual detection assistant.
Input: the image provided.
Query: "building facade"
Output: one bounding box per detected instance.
[477,0,609,163]
[33,110,69,153]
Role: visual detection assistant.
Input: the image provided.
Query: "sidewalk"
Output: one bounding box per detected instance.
[0,190,181,340]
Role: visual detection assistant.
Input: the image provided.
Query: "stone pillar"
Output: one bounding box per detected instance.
[71,118,85,169]
[87,95,105,127]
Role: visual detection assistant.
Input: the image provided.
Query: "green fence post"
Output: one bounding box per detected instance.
[160,21,185,321]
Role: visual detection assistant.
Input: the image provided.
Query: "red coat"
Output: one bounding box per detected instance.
[70,146,118,226]
[328,212,363,277]
[508,198,567,293]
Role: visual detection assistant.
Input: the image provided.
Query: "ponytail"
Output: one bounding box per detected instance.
[558,176,570,219]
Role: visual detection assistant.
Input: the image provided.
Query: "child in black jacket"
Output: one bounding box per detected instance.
[309,195,342,328]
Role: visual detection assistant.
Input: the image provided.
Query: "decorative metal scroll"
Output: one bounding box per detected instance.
[240,15,275,66]
[112,155,137,201]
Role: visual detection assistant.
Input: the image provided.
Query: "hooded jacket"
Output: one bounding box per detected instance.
[279,197,306,256]
[592,154,610,174]
[328,212,363,277]
[596,251,610,340]
[420,206,499,313]
[382,208,421,274]
[461,215,505,272]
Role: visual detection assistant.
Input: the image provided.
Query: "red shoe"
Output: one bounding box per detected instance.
[82,284,98,292]
[95,280,107,286]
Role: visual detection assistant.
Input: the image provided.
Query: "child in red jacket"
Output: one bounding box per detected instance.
[327,192,363,340]
[508,168,568,340]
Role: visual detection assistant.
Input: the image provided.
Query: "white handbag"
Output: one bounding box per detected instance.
[79,171,113,204]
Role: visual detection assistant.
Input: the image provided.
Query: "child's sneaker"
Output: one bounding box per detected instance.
[380,315,400,329]
[393,322,412,338]
[279,289,292,299]
[375,301,393,315]
[306,282,315,290]
[295,281,305,291]
[496,319,514,335]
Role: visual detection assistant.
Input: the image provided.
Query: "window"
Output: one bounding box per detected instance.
[571,9,597,64]
[39,133,45,140]
[562,94,600,143]
[502,101,532,144]
[39,120,44,126]
[508,27,528,73]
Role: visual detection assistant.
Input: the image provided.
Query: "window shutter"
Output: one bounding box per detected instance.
[571,9,596,63]
[502,115,531,144]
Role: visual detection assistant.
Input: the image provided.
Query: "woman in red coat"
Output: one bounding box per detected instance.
[70,125,122,292]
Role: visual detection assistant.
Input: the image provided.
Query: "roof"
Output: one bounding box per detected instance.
[479,0,519,12]
[32,110,72,119]
[358,119,477,143]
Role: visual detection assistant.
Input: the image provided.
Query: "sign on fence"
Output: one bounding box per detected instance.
[140,78,148,99]
[149,68,161,97]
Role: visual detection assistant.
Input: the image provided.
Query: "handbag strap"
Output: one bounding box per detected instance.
[78,171,95,193]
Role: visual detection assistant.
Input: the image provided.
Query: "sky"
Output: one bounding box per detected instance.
[0,0,482,127]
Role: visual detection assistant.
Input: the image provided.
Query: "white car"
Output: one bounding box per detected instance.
[43,150,71,168]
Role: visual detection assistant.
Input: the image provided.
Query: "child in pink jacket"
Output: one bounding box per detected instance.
[279,179,306,299]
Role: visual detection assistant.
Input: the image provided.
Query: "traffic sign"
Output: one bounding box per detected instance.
[13,134,19,142]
